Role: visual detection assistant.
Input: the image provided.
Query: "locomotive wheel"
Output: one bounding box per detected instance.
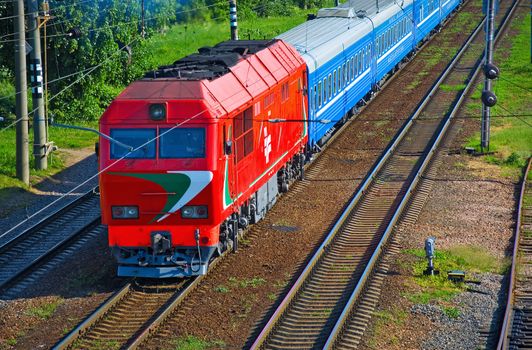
[216,242,225,257]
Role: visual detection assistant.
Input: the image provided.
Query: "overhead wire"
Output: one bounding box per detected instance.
[495,103,532,128]
[0,53,285,235]
[0,0,119,40]
[497,75,532,92]
[0,0,230,42]
[0,106,211,239]
[1,3,528,232]
[44,4,219,39]
[0,0,232,120]
[1,35,141,132]
[0,0,96,21]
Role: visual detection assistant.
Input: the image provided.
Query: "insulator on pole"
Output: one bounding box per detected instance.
[481,90,497,107]
[229,0,238,40]
[483,62,500,80]
[67,27,82,39]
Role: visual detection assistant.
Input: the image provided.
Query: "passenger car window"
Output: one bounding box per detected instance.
[110,128,156,159]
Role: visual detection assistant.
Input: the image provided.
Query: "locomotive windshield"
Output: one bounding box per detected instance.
[160,128,205,158]
[109,127,205,159]
[110,128,156,159]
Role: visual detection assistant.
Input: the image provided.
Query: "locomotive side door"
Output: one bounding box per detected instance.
[223,122,237,209]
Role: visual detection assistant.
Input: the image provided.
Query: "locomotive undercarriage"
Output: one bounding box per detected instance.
[113,231,217,278]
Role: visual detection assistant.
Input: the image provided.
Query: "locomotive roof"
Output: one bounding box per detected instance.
[277,0,412,73]
[112,39,304,120]
[144,40,277,81]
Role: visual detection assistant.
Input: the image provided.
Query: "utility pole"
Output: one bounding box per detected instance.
[229,0,238,40]
[335,0,340,6]
[28,0,47,170]
[141,0,145,37]
[480,0,498,151]
[14,0,29,184]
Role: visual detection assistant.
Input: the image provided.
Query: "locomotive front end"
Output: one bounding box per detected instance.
[99,81,224,278]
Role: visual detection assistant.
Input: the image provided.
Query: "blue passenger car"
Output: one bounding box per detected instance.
[278,0,461,148]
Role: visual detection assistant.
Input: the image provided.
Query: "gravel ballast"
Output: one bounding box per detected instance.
[414,273,505,350]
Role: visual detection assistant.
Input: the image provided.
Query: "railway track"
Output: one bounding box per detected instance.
[47,3,491,350]
[53,280,191,349]
[249,1,519,348]
[49,7,482,350]
[497,157,532,350]
[0,189,101,294]
[53,266,214,349]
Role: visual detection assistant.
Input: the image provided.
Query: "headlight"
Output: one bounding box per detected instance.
[112,206,139,219]
[149,103,166,121]
[181,205,208,219]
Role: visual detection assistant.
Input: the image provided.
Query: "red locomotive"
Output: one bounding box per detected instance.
[99,40,308,277]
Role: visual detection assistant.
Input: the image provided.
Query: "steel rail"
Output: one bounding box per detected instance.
[54,245,228,349]
[0,218,101,292]
[51,2,476,348]
[0,189,100,290]
[249,13,486,350]
[52,8,471,349]
[52,283,132,350]
[497,157,531,349]
[0,188,96,251]
[126,275,204,349]
[326,0,521,346]
[82,8,476,349]
[123,248,227,349]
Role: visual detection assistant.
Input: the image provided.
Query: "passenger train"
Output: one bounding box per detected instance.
[98,0,462,278]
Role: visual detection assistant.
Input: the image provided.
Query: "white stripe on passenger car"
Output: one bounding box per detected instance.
[316,68,370,118]
[377,32,413,64]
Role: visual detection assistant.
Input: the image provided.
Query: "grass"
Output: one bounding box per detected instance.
[273,279,287,289]
[0,8,318,191]
[4,338,17,347]
[464,13,532,170]
[213,285,230,293]
[367,308,407,348]
[447,10,478,34]
[144,7,323,69]
[439,83,465,92]
[403,245,503,304]
[171,335,226,350]
[0,121,98,192]
[228,276,266,288]
[442,306,461,319]
[25,298,63,320]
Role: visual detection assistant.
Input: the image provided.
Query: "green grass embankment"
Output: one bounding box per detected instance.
[465,14,532,171]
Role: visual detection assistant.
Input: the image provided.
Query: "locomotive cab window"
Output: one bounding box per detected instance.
[159,128,205,158]
[110,128,156,159]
